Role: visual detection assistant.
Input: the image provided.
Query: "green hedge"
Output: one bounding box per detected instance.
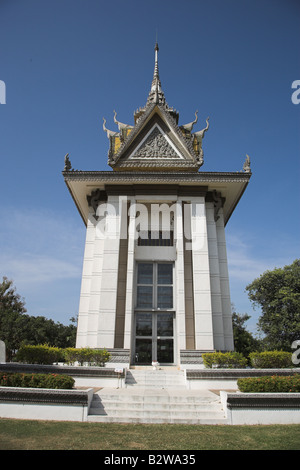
[237,375,300,393]
[15,345,110,366]
[15,345,65,365]
[0,371,75,389]
[63,347,110,366]
[249,351,292,369]
[202,351,248,369]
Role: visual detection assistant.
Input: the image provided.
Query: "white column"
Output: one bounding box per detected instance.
[123,197,136,351]
[216,209,234,350]
[206,201,225,350]
[84,213,106,348]
[189,197,214,351]
[76,211,97,348]
[96,195,123,348]
[175,199,186,356]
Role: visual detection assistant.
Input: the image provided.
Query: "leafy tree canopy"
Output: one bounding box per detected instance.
[232,307,262,359]
[0,277,76,360]
[246,259,300,351]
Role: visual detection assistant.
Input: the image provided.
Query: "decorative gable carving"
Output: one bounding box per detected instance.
[130,124,183,160]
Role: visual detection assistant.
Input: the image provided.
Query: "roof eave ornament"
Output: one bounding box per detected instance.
[102,117,119,138]
[64,153,72,171]
[243,154,251,173]
[180,110,198,132]
[191,117,210,165]
[113,110,133,131]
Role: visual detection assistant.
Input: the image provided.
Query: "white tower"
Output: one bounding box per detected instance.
[63,44,251,368]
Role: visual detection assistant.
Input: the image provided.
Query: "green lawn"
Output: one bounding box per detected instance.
[0,419,300,450]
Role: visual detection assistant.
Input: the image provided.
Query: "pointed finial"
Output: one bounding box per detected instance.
[144,42,169,109]
[152,42,160,92]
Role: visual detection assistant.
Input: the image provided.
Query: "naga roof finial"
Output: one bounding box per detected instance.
[113,110,133,131]
[243,154,251,173]
[181,110,199,132]
[102,117,119,138]
[64,153,72,171]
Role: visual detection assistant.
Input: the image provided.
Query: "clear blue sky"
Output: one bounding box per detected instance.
[0,0,299,335]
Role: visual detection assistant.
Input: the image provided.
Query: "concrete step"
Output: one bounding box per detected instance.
[89,408,225,419]
[89,401,223,415]
[89,401,223,411]
[90,392,220,404]
[87,416,227,424]
[125,369,186,389]
[125,384,187,389]
[87,415,227,424]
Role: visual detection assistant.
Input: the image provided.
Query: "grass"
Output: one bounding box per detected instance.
[0,419,300,450]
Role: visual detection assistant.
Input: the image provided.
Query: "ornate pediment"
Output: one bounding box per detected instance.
[106,103,206,172]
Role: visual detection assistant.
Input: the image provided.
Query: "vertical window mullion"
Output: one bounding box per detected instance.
[153,262,157,309]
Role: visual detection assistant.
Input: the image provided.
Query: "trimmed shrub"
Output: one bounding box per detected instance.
[249,351,293,369]
[91,348,111,366]
[237,375,300,393]
[63,347,78,365]
[15,345,64,365]
[63,347,110,366]
[202,351,248,369]
[0,371,75,389]
[15,345,110,367]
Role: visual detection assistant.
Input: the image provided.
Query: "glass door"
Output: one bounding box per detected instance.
[135,312,152,364]
[157,312,174,363]
[134,262,175,365]
[134,311,174,364]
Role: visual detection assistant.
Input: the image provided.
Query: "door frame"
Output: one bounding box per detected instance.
[132,261,176,365]
[133,311,175,365]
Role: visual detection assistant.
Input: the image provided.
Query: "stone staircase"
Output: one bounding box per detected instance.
[87,368,227,424]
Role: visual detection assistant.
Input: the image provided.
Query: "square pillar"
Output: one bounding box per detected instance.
[189,197,214,351]
[175,200,186,355]
[96,195,123,348]
[123,197,136,351]
[76,212,98,348]
[216,208,234,350]
[206,201,225,350]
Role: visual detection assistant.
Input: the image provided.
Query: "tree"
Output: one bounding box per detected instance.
[0,277,27,316]
[246,259,300,351]
[0,277,27,360]
[0,277,76,360]
[232,307,262,359]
